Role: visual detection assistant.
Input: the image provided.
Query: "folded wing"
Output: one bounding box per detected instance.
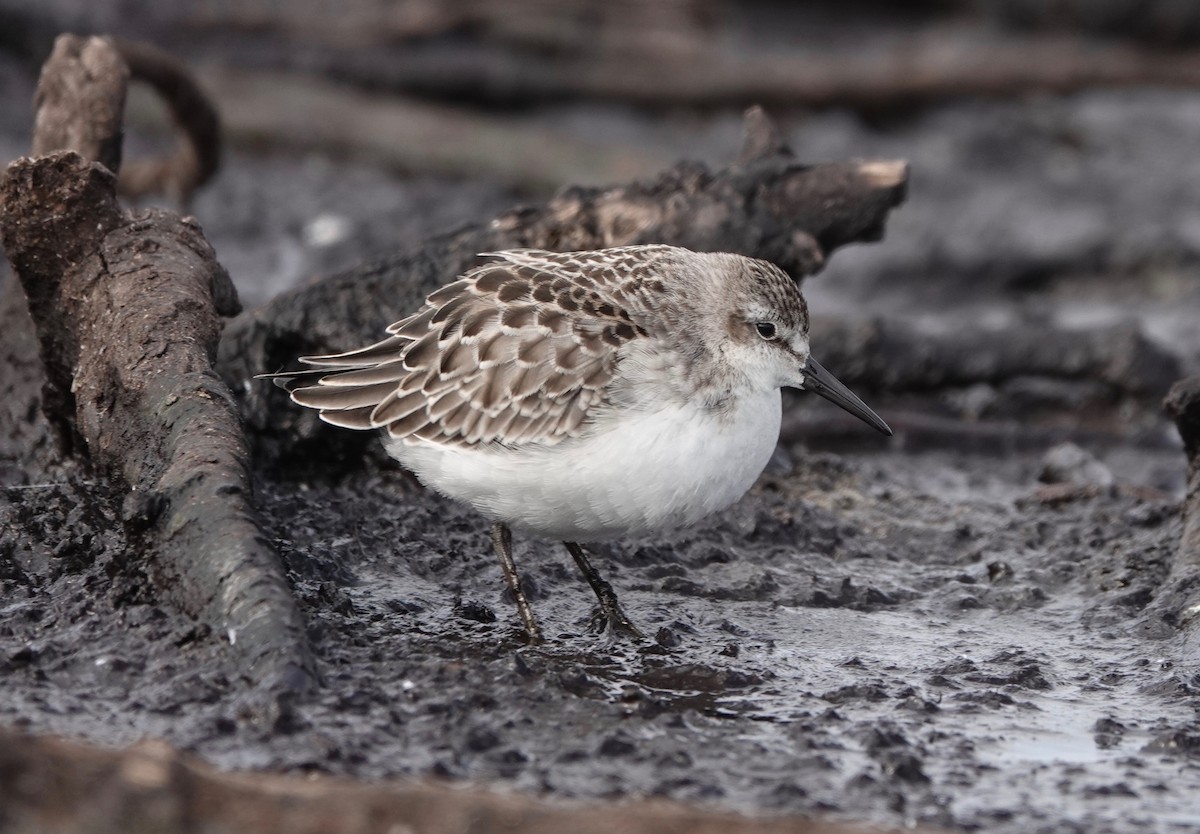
[274,250,658,448]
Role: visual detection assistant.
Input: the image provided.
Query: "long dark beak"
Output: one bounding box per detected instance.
[801,357,892,436]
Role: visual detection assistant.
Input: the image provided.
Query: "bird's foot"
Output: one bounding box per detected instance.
[587,600,644,640]
[519,618,545,644]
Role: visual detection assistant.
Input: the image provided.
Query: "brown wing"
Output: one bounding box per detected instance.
[283,249,663,447]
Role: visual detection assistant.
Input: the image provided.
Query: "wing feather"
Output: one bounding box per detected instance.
[274,248,672,448]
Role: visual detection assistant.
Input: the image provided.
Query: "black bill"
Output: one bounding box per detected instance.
[801,357,892,436]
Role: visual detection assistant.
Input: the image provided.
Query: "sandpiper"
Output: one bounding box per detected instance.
[264,245,890,640]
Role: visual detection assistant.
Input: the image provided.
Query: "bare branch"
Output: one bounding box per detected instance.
[0,36,312,693]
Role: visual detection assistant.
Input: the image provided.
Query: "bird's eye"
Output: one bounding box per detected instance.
[755,321,777,340]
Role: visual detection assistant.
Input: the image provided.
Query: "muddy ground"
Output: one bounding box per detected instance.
[4,7,1200,834]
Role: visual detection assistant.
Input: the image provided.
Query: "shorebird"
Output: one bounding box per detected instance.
[264,245,891,640]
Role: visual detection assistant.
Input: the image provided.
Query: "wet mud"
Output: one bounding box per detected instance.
[4,50,1200,834]
[3,440,1195,832]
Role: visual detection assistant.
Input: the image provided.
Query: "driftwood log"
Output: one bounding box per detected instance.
[0,35,314,693]
[78,2,1200,107]
[11,0,1200,144]
[217,109,910,471]
[810,318,1181,398]
[186,67,681,190]
[253,28,1200,109]
[0,729,887,834]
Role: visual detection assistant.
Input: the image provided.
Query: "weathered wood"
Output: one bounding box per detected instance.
[0,35,314,692]
[810,317,1182,398]
[190,67,677,190]
[0,728,892,834]
[14,2,1200,116]
[780,409,1179,456]
[979,0,1200,46]
[30,34,128,176]
[217,108,910,471]
[161,5,1200,107]
[16,34,220,205]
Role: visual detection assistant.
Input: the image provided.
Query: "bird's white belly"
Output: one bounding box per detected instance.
[386,388,782,541]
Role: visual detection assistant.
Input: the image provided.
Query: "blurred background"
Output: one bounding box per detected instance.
[1,0,1198,485]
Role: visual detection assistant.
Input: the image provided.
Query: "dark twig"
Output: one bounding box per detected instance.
[112,38,221,207]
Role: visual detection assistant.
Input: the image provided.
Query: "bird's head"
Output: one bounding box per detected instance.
[715,253,892,436]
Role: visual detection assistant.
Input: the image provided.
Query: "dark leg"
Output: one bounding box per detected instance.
[490,522,542,642]
[563,541,644,639]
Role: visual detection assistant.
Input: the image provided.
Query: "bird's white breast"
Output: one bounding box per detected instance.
[386,387,782,542]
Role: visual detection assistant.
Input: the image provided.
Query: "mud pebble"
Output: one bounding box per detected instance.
[823,683,890,703]
[770,781,809,802]
[1093,717,1126,749]
[950,691,1016,708]
[618,683,643,702]
[1144,730,1200,757]
[557,668,601,696]
[465,726,500,752]
[717,620,749,637]
[987,560,1015,583]
[1083,782,1138,797]
[429,760,456,777]
[660,577,704,595]
[654,627,681,648]
[861,727,910,751]
[658,750,692,768]
[384,598,422,614]
[965,662,1052,691]
[880,751,930,784]
[636,698,666,720]
[862,586,897,606]
[6,644,37,666]
[493,748,528,774]
[455,599,496,623]
[510,651,536,677]
[639,663,762,692]
[597,733,637,757]
[645,563,685,579]
[896,695,940,713]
